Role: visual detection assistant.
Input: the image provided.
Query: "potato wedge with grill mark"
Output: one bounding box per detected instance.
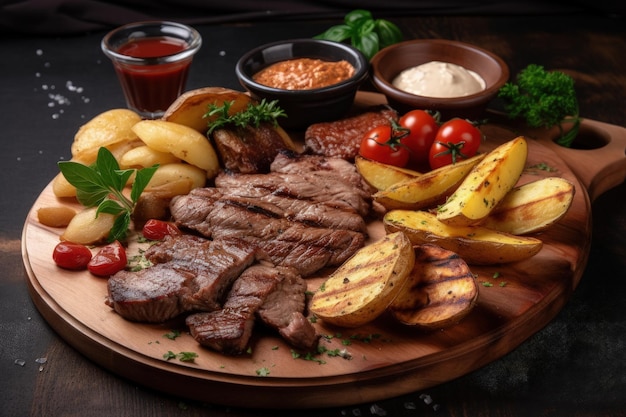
[309,231,415,328]
[437,136,528,226]
[373,154,484,211]
[384,210,542,265]
[481,177,575,235]
[389,244,478,328]
[355,155,421,191]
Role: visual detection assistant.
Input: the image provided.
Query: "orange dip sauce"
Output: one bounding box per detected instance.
[253,58,355,90]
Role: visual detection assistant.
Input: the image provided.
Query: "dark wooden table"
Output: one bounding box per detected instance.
[2,10,625,417]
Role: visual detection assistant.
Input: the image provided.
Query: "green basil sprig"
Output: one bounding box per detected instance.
[58,147,158,242]
[314,9,403,60]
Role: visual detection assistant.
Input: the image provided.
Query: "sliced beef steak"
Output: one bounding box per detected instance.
[186,264,318,354]
[106,235,258,322]
[170,198,365,276]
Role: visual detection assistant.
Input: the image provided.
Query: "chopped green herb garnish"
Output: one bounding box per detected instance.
[205,99,286,134]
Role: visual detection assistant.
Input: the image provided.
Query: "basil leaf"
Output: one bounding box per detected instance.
[344,9,373,27]
[97,199,125,216]
[314,25,352,42]
[131,164,159,203]
[354,32,379,60]
[109,211,131,242]
[75,187,110,208]
[375,19,403,48]
[58,161,106,193]
[95,147,124,190]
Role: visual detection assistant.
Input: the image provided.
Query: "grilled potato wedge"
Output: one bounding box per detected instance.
[389,244,478,328]
[131,120,220,179]
[60,206,115,245]
[310,231,415,327]
[355,155,421,191]
[71,108,141,158]
[162,87,253,133]
[437,136,528,226]
[373,154,485,211]
[482,177,575,235]
[384,210,542,265]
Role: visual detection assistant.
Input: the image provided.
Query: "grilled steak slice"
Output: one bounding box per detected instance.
[171,186,366,233]
[213,123,292,174]
[255,270,319,351]
[304,107,398,161]
[270,151,372,193]
[106,235,258,322]
[106,263,195,323]
[170,198,365,276]
[144,235,258,311]
[186,264,316,353]
[214,170,370,217]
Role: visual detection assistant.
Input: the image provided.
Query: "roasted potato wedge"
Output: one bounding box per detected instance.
[310,231,415,327]
[71,109,141,157]
[162,87,253,133]
[355,156,421,191]
[482,177,575,235]
[143,163,207,197]
[389,244,478,328]
[384,210,542,265]
[60,207,115,245]
[131,120,220,178]
[373,154,484,211]
[119,145,181,169]
[437,136,528,226]
[37,206,77,228]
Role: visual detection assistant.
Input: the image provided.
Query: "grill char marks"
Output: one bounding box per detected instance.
[186,264,318,354]
[170,153,372,277]
[105,235,258,322]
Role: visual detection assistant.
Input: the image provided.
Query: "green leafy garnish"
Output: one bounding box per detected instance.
[498,64,581,147]
[314,9,403,60]
[57,147,158,242]
[204,99,286,135]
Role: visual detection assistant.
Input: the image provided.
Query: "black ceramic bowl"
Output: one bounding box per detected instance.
[236,38,369,129]
[370,39,509,120]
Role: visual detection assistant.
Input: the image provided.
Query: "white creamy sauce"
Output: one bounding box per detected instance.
[392,61,486,98]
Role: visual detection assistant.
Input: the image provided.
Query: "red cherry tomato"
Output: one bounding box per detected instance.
[398,110,440,166]
[142,219,181,240]
[359,124,410,167]
[53,241,92,270]
[87,240,127,277]
[428,118,483,170]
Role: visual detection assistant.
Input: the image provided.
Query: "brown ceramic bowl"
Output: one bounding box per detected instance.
[370,39,509,119]
[236,38,369,130]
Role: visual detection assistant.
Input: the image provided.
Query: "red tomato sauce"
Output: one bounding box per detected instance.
[113,36,191,116]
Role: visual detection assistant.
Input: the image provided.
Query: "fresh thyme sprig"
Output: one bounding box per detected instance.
[204,99,286,135]
[57,147,158,242]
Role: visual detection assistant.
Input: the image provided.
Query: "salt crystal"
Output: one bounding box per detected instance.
[44,62,51,68]
[14,359,26,366]
[404,401,416,410]
[36,49,43,56]
[433,404,441,411]
[369,404,387,416]
[419,393,433,405]
[35,72,41,78]
[35,357,47,364]
[219,50,226,56]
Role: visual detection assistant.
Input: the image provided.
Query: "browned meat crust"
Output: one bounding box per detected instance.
[303,107,398,161]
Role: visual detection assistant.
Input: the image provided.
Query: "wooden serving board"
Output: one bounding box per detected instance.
[21,92,626,409]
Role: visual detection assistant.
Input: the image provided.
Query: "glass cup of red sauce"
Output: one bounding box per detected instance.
[101,21,202,119]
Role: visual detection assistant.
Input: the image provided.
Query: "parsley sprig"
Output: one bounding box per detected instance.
[204,99,286,135]
[58,147,158,242]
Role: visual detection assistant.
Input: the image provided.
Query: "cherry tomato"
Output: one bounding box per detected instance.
[87,240,127,277]
[142,219,181,241]
[398,110,440,166]
[428,118,483,170]
[359,124,410,167]
[53,241,92,270]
